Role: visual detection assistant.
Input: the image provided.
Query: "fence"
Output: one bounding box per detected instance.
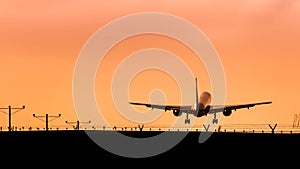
[1,123,300,134]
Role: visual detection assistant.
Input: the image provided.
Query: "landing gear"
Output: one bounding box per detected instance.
[212,118,218,124]
[212,112,218,124]
[185,113,190,124]
[185,119,190,124]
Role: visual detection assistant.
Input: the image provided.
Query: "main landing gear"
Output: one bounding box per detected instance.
[212,112,218,124]
[185,113,190,124]
[184,112,218,125]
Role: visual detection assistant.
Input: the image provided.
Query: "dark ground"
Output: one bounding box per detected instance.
[0,130,299,165]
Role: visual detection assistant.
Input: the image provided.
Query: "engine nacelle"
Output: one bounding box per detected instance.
[223,108,232,116]
[173,109,182,116]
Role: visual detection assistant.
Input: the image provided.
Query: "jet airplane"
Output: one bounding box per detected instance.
[129,78,272,124]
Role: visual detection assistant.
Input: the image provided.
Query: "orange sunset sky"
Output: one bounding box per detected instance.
[0,0,299,129]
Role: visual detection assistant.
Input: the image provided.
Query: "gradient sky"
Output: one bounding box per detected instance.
[0,0,299,129]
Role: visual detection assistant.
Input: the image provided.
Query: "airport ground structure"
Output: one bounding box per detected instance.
[1,123,300,134]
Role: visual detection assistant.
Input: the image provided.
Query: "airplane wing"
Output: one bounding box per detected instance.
[208,101,272,114]
[128,102,193,113]
[129,101,272,114]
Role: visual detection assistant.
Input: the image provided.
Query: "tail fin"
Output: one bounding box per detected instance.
[194,77,199,111]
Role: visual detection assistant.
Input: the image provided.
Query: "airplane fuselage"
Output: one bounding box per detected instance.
[194,91,212,117]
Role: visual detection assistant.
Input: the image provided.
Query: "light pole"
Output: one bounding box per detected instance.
[0,105,25,131]
[66,120,91,130]
[33,113,61,131]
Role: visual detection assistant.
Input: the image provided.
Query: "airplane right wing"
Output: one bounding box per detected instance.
[208,101,272,115]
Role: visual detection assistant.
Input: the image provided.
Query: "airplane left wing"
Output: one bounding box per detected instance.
[129,102,193,113]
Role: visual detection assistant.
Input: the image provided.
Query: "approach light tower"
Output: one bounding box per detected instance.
[33,113,61,131]
[0,105,25,131]
[66,120,91,130]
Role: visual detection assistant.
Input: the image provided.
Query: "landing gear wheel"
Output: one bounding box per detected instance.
[212,118,218,124]
[185,119,190,124]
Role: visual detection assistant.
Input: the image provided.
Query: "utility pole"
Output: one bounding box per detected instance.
[0,105,25,131]
[33,113,61,131]
[66,120,91,130]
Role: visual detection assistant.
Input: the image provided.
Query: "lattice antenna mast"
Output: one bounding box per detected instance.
[293,114,300,127]
[0,105,26,131]
[33,113,61,131]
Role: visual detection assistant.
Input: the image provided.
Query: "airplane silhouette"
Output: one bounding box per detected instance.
[129,77,272,124]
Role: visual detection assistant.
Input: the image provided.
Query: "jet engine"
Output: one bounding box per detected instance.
[173,109,182,116]
[223,108,232,116]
